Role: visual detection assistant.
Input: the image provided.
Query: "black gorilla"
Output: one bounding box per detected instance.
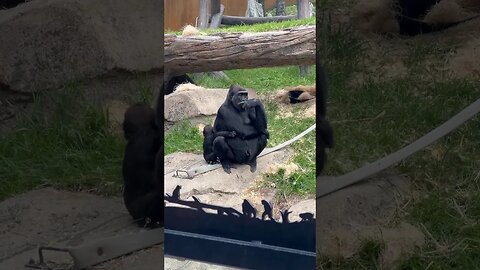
[210,85,269,174]
[164,74,195,95]
[122,104,163,227]
[317,63,334,176]
[202,124,236,164]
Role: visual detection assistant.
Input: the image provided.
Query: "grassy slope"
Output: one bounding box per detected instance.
[317,1,480,269]
[0,85,126,200]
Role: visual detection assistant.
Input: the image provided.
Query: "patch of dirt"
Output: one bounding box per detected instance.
[317,173,424,268]
[273,91,317,119]
[449,37,480,78]
[424,0,477,23]
[0,188,161,269]
[350,0,399,34]
[265,162,300,177]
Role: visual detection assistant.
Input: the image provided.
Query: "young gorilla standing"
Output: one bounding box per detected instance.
[122,104,163,227]
[210,85,269,173]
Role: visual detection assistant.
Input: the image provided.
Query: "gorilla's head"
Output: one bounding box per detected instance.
[227,84,249,111]
[123,104,156,140]
[203,124,214,136]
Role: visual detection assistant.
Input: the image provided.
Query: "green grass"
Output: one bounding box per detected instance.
[261,99,316,196]
[0,83,141,201]
[316,3,480,269]
[166,17,315,35]
[192,66,315,94]
[165,121,204,155]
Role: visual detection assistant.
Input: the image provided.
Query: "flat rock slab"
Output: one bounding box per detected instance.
[164,150,292,216]
[317,173,424,268]
[0,188,161,269]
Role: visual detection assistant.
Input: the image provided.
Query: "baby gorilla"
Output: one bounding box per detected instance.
[212,85,269,173]
[122,104,163,227]
[202,124,236,164]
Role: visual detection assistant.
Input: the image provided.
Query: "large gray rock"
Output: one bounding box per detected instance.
[0,0,162,93]
[164,150,292,216]
[164,88,259,122]
[164,88,227,122]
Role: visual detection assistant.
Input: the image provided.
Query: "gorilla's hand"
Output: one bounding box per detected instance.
[244,99,261,109]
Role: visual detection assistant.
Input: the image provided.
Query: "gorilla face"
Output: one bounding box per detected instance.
[228,85,249,111]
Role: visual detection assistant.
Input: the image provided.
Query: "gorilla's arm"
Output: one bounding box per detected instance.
[213,131,237,138]
[244,99,269,139]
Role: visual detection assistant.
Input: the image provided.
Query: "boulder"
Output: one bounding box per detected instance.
[164,150,291,215]
[164,87,259,122]
[164,88,227,122]
[0,0,162,94]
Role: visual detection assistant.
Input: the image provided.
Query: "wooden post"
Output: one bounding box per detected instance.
[297,0,312,76]
[198,0,209,29]
[276,0,286,16]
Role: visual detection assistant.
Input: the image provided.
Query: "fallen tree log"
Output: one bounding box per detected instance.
[164,25,315,74]
[220,14,296,25]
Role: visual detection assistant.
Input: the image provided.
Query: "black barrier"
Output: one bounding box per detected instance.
[164,185,316,269]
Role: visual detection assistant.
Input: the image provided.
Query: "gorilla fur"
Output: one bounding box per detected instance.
[122,104,163,227]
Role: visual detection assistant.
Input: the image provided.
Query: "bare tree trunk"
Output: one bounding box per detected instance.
[258,0,265,16]
[211,0,221,15]
[297,0,311,19]
[164,26,316,75]
[207,3,228,81]
[297,0,312,76]
[210,4,225,29]
[276,0,286,16]
[198,0,209,29]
